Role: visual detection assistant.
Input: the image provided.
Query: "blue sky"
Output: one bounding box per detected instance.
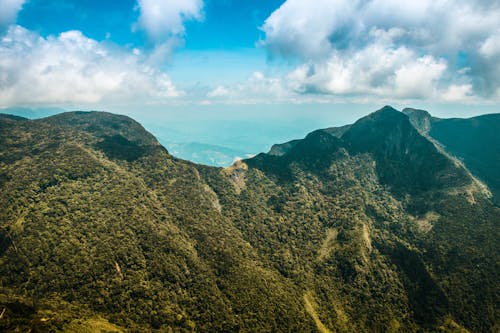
[13,0,286,90]
[16,0,284,50]
[1,0,500,111]
[1,0,500,165]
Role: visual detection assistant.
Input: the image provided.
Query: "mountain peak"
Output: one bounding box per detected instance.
[357,105,408,126]
[379,105,400,113]
[342,107,470,193]
[39,111,161,148]
[249,106,471,194]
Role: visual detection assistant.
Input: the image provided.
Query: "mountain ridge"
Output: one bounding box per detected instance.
[403,107,500,204]
[0,106,498,332]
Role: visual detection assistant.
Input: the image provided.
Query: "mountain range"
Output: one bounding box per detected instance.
[0,106,498,332]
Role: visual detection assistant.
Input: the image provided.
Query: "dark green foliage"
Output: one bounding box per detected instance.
[0,299,37,332]
[321,124,352,138]
[0,107,498,332]
[0,228,11,256]
[380,242,449,326]
[430,115,500,204]
[247,130,346,181]
[95,135,148,161]
[267,125,351,157]
[0,114,28,121]
[404,108,500,204]
[267,139,301,156]
[342,106,470,194]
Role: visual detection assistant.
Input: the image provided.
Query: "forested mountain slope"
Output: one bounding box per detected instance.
[0,107,498,332]
[403,108,500,204]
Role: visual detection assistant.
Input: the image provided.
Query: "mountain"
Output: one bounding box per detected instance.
[403,108,500,204]
[342,106,470,194]
[0,107,498,332]
[267,124,351,157]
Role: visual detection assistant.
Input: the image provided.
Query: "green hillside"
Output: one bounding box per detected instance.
[0,107,498,332]
[404,108,500,204]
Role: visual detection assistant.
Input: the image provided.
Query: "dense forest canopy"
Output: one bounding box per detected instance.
[0,106,498,332]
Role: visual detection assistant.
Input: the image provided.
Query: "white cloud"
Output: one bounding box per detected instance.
[262,0,358,59]
[207,86,230,98]
[393,56,446,99]
[261,0,500,102]
[479,31,500,59]
[282,44,450,100]
[136,0,203,39]
[135,0,204,61]
[202,45,482,105]
[0,26,182,107]
[0,0,26,33]
[441,84,474,103]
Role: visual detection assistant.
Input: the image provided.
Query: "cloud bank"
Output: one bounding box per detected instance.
[1,0,499,107]
[0,26,182,107]
[260,0,500,102]
[0,0,208,107]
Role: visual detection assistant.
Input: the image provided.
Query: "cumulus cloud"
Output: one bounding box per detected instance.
[441,84,475,103]
[393,56,447,99]
[0,26,182,107]
[0,0,26,33]
[135,0,204,61]
[136,0,203,39]
[261,0,500,102]
[480,31,500,59]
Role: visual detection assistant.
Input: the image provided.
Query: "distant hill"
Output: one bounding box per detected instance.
[0,107,498,332]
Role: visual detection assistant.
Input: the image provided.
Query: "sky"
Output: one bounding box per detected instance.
[1,0,500,165]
